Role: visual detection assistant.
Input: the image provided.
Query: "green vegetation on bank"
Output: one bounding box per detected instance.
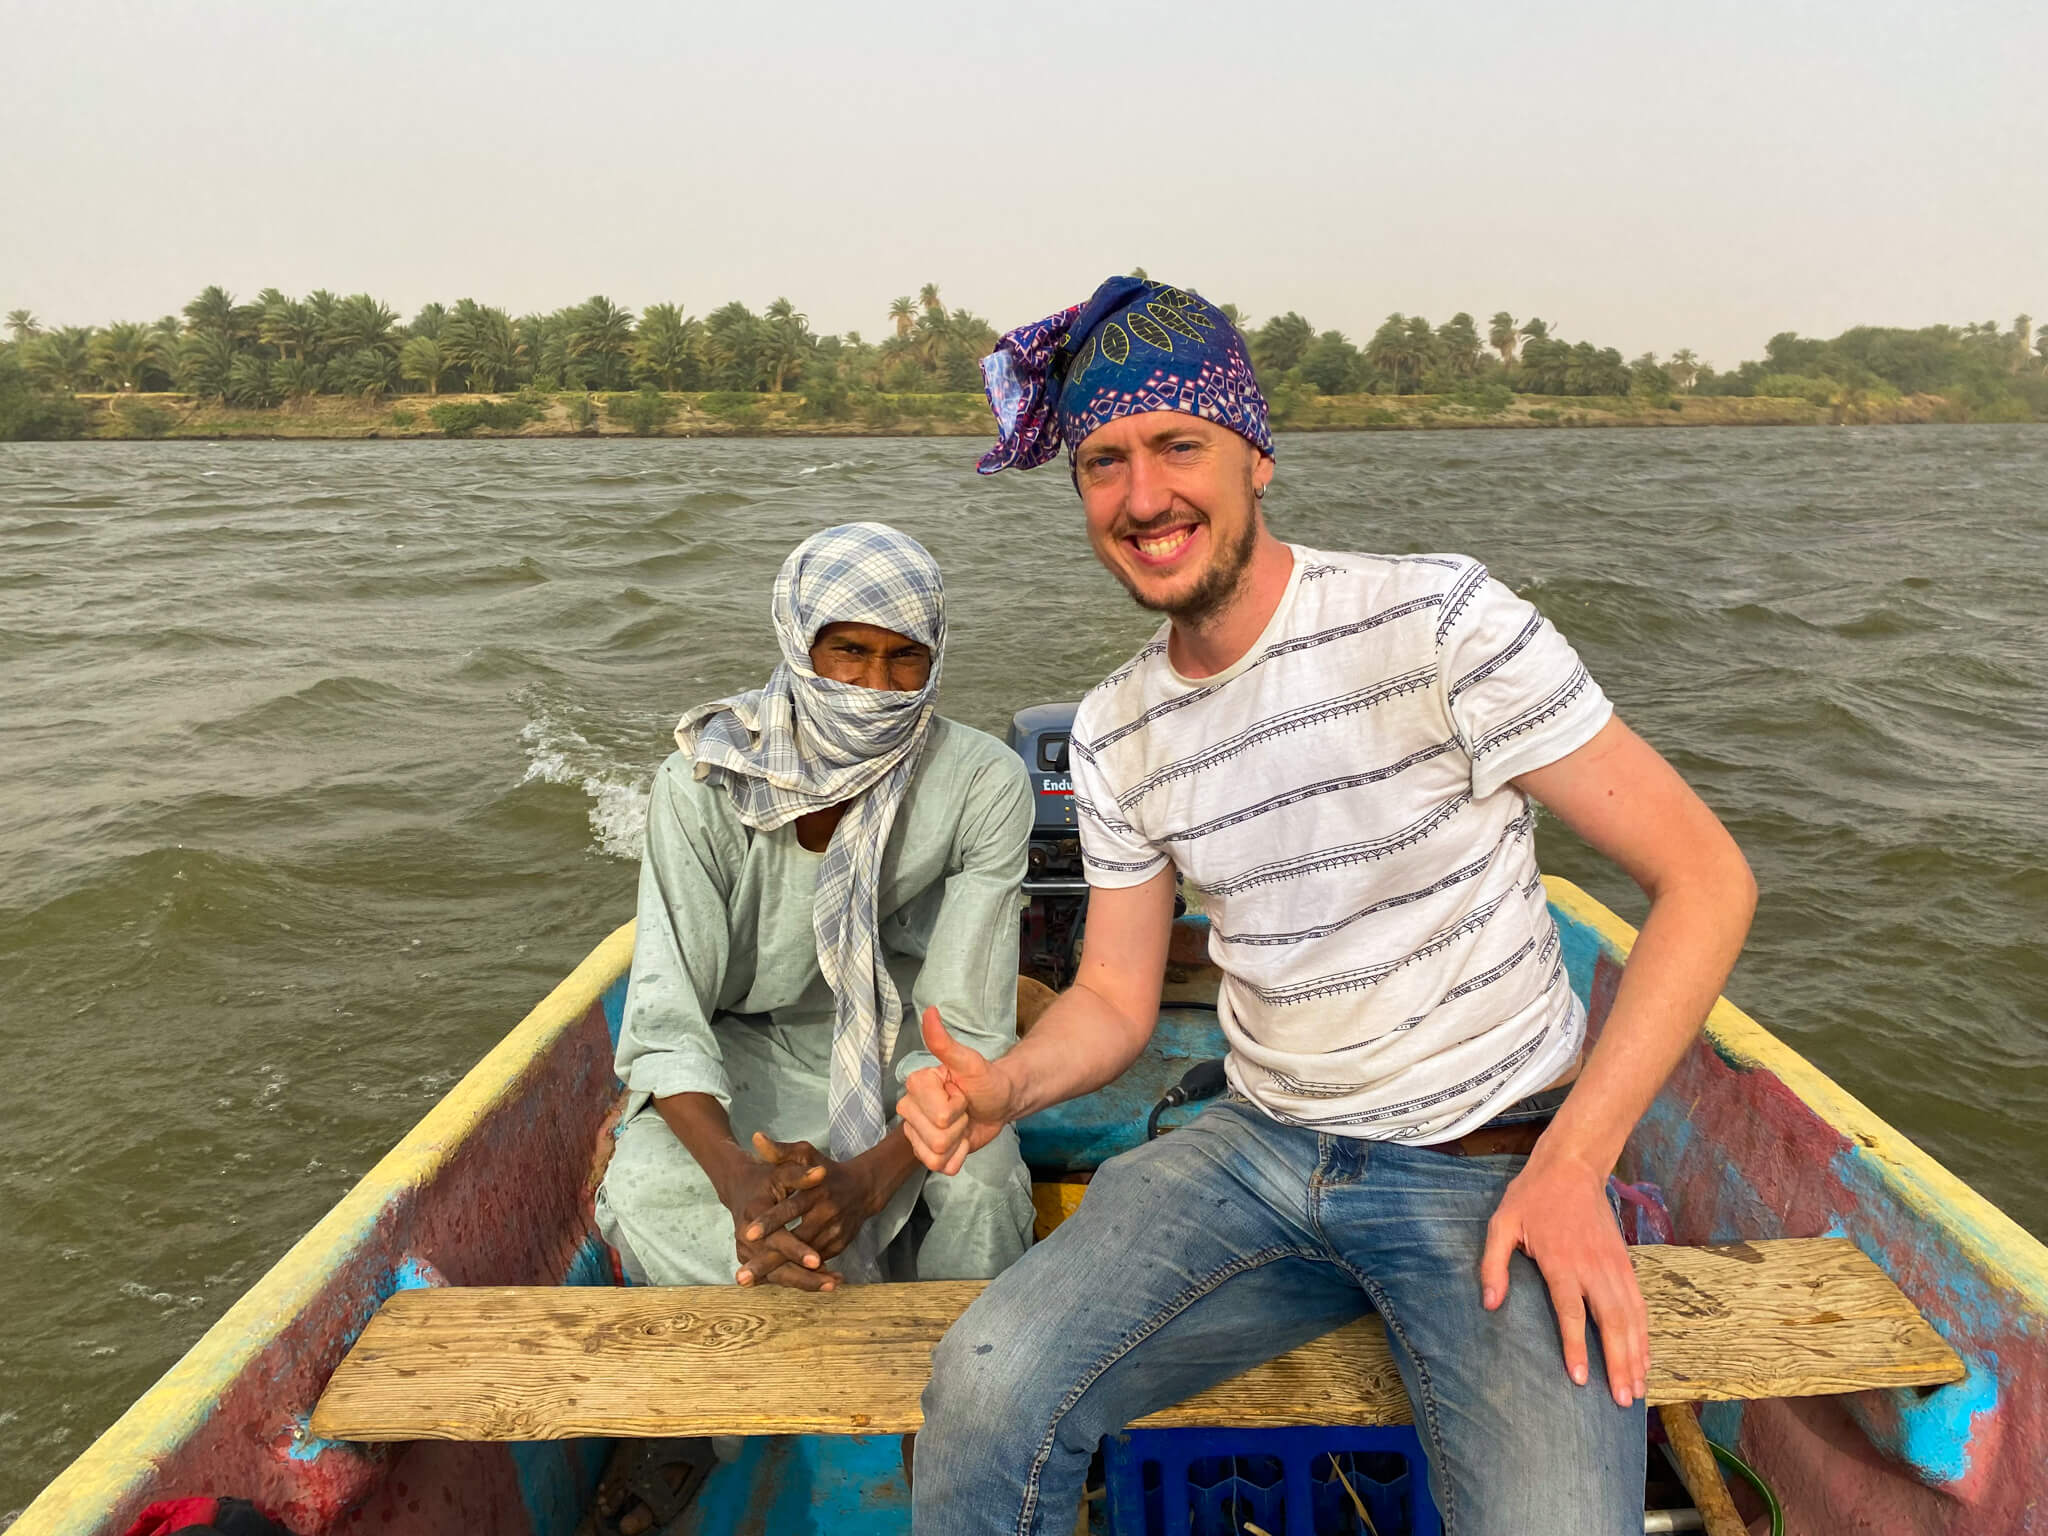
[3,285,2044,441]
[26,386,1948,443]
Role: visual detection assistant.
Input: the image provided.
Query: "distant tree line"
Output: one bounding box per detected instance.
[1236,306,2048,420]
[3,283,2045,438]
[0,283,994,431]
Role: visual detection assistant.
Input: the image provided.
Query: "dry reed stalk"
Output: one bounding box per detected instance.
[1328,1453,1380,1535]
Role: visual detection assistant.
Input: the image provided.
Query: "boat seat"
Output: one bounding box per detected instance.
[309,1237,1964,1442]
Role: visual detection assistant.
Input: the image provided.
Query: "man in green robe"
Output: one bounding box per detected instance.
[596,522,1036,1290]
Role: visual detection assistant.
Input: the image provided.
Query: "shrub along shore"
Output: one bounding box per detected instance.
[54,386,1956,441]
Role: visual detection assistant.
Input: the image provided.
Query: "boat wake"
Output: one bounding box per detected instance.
[518,700,653,862]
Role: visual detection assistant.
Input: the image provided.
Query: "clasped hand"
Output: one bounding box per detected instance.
[1479,1146,1650,1409]
[713,1132,879,1292]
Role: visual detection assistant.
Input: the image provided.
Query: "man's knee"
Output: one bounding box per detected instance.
[921,1271,1051,1447]
[596,1116,736,1286]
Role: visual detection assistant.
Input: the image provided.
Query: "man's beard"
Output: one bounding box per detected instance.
[1113,506,1261,627]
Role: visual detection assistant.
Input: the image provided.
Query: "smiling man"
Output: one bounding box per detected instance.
[899,278,1757,1534]
[594,521,1034,1294]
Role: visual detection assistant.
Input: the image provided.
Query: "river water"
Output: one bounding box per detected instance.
[2,429,2043,1515]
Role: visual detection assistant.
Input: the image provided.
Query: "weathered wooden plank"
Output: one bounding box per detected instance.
[310,1238,1964,1441]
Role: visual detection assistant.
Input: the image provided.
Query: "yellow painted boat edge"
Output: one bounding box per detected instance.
[11,922,639,1536]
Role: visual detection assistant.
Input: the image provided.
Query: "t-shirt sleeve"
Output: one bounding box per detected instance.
[1069,714,1171,890]
[1437,564,1613,799]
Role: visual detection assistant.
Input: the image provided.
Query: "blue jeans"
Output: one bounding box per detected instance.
[914,1096,1644,1535]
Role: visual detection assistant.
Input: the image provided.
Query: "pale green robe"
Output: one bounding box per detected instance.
[596,716,1037,1285]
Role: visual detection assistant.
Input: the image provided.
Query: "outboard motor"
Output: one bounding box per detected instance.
[1008,701,1223,1129]
[1008,702,1088,989]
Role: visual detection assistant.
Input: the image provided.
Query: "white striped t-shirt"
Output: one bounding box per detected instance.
[1070,546,1614,1143]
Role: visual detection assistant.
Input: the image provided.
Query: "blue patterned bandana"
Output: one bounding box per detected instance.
[977,275,1273,475]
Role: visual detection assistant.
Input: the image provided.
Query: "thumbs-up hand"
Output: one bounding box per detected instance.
[897,1006,1016,1176]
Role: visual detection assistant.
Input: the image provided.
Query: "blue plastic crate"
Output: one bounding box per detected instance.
[1103,1424,1441,1536]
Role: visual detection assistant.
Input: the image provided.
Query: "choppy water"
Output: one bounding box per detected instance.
[2,430,2044,1515]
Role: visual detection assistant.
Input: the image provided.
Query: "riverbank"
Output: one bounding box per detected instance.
[64,386,1962,440]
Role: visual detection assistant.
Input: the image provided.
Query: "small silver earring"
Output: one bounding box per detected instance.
[1255,484,1266,500]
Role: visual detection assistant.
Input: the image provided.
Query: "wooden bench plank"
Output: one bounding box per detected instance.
[310,1238,1964,1441]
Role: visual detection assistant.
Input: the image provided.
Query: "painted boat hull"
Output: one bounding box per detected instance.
[13,883,2046,1535]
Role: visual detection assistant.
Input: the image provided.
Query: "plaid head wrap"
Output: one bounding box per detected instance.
[977,275,1274,474]
[675,522,945,1283]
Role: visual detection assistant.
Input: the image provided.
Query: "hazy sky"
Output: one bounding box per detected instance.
[3,0,2042,368]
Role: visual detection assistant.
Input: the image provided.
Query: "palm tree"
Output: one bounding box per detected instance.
[765,328,811,393]
[702,301,769,390]
[948,308,995,355]
[260,294,311,362]
[1364,314,1436,393]
[918,283,943,316]
[1515,335,1563,394]
[472,308,528,392]
[272,357,322,408]
[888,297,916,338]
[1253,312,1315,375]
[400,335,450,395]
[182,285,240,338]
[333,347,398,401]
[442,303,525,393]
[1364,315,1410,389]
[1404,316,1440,389]
[910,306,952,370]
[516,312,570,390]
[761,298,813,392]
[1565,341,1615,396]
[304,290,340,361]
[177,329,237,400]
[91,322,169,391]
[634,303,699,390]
[570,295,637,389]
[26,327,93,391]
[1435,313,1481,377]
[440,299,487,387]
[1667,348,1700,392]
[1488,312,1521,368]
[226,355,276,408]
[6,309,39,345]
[410,302,447,341]
[1522,317,1550,343]
[328,294,399,357]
